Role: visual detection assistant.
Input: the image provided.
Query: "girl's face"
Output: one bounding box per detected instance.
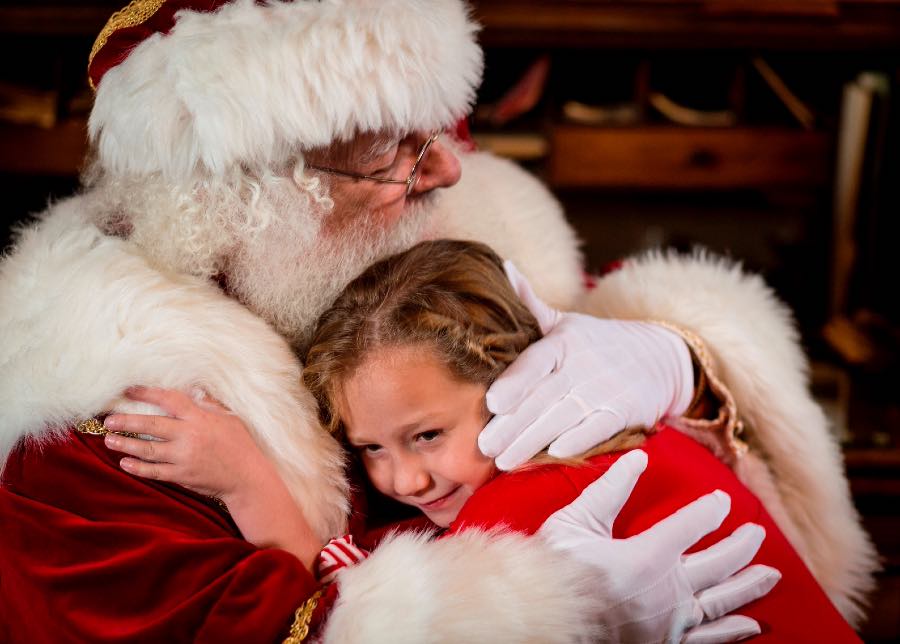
[339,344,496,527]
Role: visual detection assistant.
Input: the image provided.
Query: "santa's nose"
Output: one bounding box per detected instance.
[409,137,462,194]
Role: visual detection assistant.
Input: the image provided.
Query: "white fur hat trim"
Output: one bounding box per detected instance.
[89,0,483,179]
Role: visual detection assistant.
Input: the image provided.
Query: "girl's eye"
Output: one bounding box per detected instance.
[415,430,443,443]
[359,444,382,455]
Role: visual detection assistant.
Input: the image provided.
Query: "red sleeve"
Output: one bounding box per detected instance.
[0,430,324,644]
[450,427,860,643]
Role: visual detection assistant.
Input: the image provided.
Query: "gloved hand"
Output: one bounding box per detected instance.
[479,261,695,470]
[538,450,781,643]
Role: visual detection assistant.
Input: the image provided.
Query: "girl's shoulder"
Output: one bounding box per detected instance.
[448,427,763,539]
[450,458,611,536]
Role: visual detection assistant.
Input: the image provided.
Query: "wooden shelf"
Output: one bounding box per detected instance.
[548,125,831,189]
[2,2,899,48]
[0,119,87,176]
[0,6,114,36]
[473,0,900,51]
[846,447,900,471]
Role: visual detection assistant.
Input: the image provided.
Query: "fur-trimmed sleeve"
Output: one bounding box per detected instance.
[581,250,878,626]
[0,199,348,542]
[321,530,604,643]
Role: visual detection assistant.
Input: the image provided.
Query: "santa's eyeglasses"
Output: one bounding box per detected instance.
[307,131,440,196]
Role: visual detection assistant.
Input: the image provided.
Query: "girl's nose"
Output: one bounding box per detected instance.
[393,457,431,497]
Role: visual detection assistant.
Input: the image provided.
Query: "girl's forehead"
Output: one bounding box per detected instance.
[345,344,444,395]
[340,343,482,437]
[358,342,440,373]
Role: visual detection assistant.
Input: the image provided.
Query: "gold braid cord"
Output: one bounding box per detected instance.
[650,321,748,461]
[76,417,139,439]
[88,0,169,90]
[283,590,323,644]
[75,418,230,514]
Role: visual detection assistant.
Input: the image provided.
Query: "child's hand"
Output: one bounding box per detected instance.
[103,386,272,504]
[104,386,325,569]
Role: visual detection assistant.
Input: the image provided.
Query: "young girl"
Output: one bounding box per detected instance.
[107,239,859,641]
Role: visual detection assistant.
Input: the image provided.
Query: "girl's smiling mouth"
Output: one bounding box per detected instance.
[420,486,461,511]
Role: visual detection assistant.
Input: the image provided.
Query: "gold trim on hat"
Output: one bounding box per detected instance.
[88,0,169,91]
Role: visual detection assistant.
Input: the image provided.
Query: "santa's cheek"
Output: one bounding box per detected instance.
[372,202,407,228]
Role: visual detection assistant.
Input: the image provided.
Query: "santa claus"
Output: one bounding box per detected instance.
[0,0,875,642]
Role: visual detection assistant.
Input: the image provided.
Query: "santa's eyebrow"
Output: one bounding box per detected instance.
[356,136,400,166]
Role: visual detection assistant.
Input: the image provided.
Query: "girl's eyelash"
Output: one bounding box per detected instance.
[416,430,442,442]
[352,428,443,453]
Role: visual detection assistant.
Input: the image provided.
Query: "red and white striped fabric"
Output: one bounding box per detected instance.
[315,535,370,584]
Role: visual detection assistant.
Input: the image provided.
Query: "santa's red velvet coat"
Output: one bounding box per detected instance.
[1,431,324,643]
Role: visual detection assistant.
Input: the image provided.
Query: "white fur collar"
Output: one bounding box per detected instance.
[0,198,347,540]
[584,251,878,625]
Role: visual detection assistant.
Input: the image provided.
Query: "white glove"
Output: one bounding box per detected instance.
[538,450,781,643]
[479,261,695,470]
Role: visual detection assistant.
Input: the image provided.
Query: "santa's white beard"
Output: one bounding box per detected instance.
[87,163,438,353]
[226,195,436,352]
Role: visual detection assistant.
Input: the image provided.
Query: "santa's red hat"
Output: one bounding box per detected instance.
[87,0,483,179]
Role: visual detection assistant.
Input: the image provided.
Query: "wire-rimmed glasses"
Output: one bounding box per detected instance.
[307,131,441,196]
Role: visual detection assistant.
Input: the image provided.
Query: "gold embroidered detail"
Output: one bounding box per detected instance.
[75,418,231,515]
[88,0,169,90]
[283,589,323,644]
[650,321,748,460]
[75,417,140,439]
[76,417,105,435]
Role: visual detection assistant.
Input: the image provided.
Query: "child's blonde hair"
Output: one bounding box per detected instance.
[303,239,541,435]
[303,239,646,456]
